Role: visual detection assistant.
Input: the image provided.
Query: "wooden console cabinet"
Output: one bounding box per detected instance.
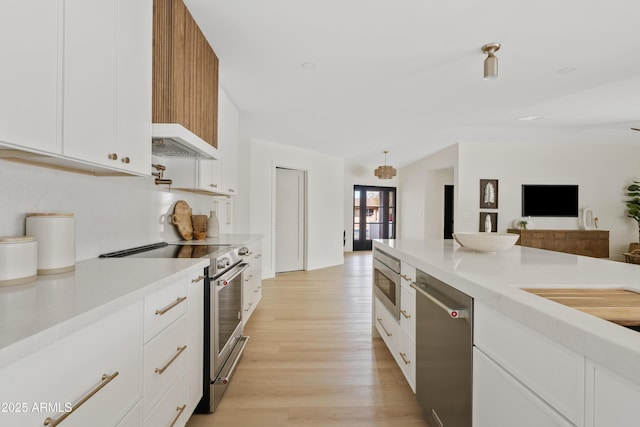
[507,229,609,258]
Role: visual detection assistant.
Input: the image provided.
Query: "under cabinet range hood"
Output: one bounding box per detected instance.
[151,124,219,159]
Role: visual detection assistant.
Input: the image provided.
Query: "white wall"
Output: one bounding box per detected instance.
[343,160,399,252]
[398,144,457,240]
[250,138,344,278]
[399,142,640,260]
[0,159,229,260]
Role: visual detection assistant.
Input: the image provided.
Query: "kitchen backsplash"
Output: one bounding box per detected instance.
[0,160,229,261]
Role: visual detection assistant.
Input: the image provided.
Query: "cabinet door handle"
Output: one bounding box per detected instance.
[210,183,218,188]
[191,275,205,283]
[155,296,187,316]
[121,156,130,164]
[376,318,392,337]
[169,405,187,427]
[400,309,411,319]
[43,372,119,426]
[155,346,187,375]
[108,153,118,160]
[399,352,411,365]
[401,274,412,281]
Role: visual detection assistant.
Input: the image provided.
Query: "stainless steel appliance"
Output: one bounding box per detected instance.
[373,249,401,319]
[99,242,250,413]
[412,269,473,427]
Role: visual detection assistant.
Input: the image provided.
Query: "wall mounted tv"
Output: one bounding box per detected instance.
[521,184,579,217]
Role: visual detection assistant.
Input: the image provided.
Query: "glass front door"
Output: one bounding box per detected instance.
[353,185,396,251]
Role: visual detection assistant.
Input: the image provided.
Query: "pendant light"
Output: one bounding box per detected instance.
[481,42,501,80]
[374,151,397,179]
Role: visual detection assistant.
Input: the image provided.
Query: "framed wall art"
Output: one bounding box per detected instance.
[479,212,498,233]
[480,179,498,209]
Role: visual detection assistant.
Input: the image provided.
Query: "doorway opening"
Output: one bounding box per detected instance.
[353,185,396,251]
[444,185,454,239]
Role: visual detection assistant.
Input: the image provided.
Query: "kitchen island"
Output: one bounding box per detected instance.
[374,238,640,427]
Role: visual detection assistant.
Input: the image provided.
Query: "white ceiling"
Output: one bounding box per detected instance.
[184,0,640,168]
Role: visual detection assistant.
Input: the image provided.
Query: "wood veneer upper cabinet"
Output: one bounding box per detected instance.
[153,0,218,148]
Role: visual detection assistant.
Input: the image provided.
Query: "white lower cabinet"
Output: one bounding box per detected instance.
[585,361,640,426]
[0,302,142,427]
[186,272,205,415]
[0,265,205,427]
[242,240,263,324]
[143,375,188,427]
[473,348,575,427]
[474,302,585,426]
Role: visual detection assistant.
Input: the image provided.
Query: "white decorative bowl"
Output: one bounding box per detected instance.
[453,232,519,253]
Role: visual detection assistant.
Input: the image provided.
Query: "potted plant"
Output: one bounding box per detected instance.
[625,181,640,251]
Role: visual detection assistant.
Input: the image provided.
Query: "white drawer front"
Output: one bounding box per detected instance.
[374,297,399,354]
[143,375,188,427]
[400,262,416,297]
[144,278,187,342]
[117,402,141,427]
[143,316,187,416]
[399,286,416,340]
[474,302,584,425]
[398,331,416,393]
[0,302,142,427]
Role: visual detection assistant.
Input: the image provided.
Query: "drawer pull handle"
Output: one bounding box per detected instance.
[155,346,187,375]
[191,275,205,283]
[169,405,187,427]
[376,318,392,337]
[399,352,411,365]
[155,296,187,316]
[401,274,412,281]
[43,371,119,426]
[400,309,411,319]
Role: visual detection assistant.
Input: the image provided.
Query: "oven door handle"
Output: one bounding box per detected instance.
[216,263,249,288]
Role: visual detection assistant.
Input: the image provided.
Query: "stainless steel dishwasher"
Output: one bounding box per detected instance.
[412,269,473,427]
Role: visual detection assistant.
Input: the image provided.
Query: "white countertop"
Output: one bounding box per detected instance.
[0,257,209,369]
[374,239,640,383]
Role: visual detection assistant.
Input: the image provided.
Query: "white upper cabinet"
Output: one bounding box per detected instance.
[0,0,62,153]
[63,0,152,175]
[0,0,151,176]
[216,85,239,195]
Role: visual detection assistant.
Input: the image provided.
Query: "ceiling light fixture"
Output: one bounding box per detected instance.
[374,150,397,179]
[481,42,501,80]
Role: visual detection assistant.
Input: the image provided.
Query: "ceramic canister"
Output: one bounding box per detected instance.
[0,236,37,286]
[26,213,75,275]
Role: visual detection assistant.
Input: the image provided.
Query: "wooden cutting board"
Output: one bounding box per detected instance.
[171,200,193,240]
[523,288,640,326]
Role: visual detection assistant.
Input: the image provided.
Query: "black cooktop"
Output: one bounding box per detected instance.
[99,242,232,259]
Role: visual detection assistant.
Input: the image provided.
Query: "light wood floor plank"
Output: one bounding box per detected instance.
[186,252,429,427]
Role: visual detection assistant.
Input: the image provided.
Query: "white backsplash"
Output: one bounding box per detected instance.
[0,160,230,261]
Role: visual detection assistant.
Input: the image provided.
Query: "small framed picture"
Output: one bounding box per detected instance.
[480,179,498,209]
[479,212,498,233]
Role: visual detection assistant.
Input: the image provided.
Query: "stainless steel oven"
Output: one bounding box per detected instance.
[209,258,249,412]
[373,248,401,319]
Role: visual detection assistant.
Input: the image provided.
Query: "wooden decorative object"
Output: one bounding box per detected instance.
[191,215,208,240]
[480,179,498,209]
[171,200,193,240]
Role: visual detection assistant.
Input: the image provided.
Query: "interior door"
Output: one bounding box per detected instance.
[275,167,305,273]
[353,185,396,251]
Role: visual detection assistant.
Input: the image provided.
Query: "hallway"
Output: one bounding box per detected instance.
[187,252,429,427]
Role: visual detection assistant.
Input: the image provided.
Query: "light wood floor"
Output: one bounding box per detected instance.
[186,252,430,427]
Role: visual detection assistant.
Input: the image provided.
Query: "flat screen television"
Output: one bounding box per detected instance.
[522,184,579,217]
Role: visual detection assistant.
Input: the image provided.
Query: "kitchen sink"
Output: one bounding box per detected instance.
[522,287,640,329]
